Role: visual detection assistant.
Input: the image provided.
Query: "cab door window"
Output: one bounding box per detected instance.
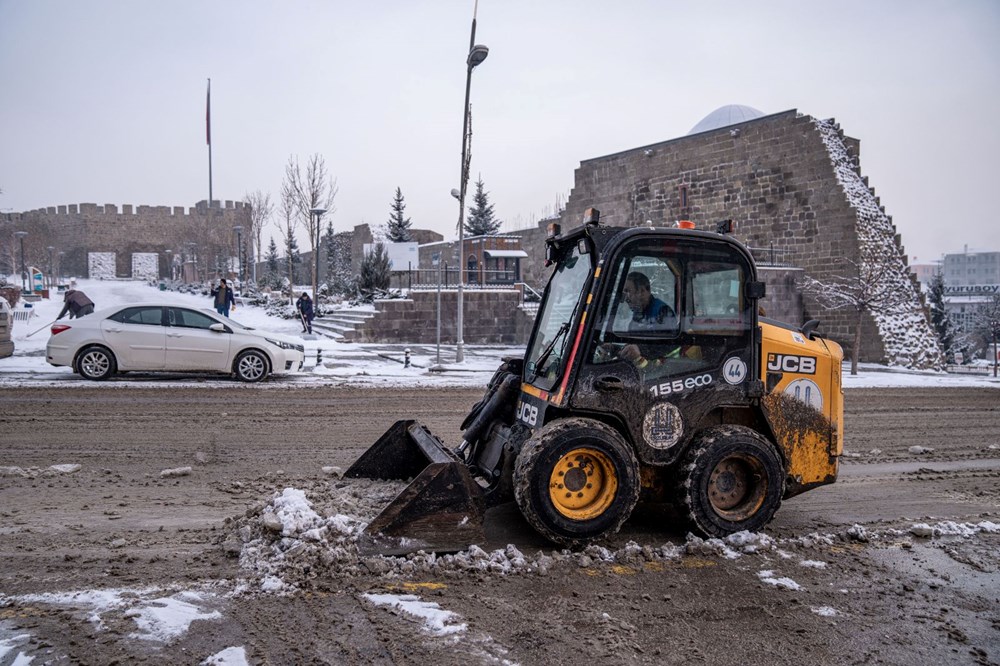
[589,238,751,379]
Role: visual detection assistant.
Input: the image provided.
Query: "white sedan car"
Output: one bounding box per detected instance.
[46,303,305,382]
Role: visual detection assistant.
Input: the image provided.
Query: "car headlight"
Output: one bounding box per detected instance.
[264,337,297,351]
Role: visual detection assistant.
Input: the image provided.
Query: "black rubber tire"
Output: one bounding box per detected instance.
[513,417,640,548]
[76,345,117,381]
[234,349,269,383]
[675,425,784,538]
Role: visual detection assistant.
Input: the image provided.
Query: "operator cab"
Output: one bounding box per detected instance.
[521,210,763,466]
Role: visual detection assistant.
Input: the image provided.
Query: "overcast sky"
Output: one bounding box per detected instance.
[1,0,998,262]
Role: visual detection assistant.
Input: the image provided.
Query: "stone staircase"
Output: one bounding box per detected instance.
[311,309,377,341]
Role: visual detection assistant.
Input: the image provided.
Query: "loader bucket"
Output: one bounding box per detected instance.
[346,420,486,555]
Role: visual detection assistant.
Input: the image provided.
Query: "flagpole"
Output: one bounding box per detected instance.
[206,78,213,284]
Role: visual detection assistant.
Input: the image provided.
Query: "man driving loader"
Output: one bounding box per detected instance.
[597,270,700,371]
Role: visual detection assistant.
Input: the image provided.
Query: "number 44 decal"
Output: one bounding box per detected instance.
[723,357,747,385]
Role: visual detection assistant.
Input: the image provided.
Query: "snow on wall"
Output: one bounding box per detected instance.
[131,253,159,281]
[88,252,116,280]
[815,120,942,370]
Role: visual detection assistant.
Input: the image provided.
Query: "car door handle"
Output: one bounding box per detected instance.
[106,326,122,333]
[595,376,624,392]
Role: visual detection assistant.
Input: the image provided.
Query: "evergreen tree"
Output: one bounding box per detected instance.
[323,220,336,285]
[465,176,501,236]
[358,241,391,295]
[386,187,412,242]
[927,271,957,362]
[265,238,280,288]
[285,232,302,285]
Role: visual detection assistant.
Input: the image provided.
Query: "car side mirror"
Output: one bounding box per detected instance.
[209,323,226,333]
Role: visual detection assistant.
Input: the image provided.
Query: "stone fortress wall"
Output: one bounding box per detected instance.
[521,109,940,366]
[2,200,251,280]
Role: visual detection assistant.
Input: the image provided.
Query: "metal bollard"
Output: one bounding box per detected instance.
[404,348,411,368]
[317,348,323,366]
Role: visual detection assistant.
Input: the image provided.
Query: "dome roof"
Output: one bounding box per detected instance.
[688,105,765,135]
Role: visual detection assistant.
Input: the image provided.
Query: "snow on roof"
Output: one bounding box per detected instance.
[688,105,765,135]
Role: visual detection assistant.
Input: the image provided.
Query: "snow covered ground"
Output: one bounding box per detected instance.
[0,278,520,389]
[1,277,998,390]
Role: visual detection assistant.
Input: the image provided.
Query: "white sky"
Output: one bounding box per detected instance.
[1,0,998,261]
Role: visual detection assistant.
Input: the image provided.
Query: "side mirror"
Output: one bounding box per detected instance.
[209,323,226,333]
[746,281,766,299]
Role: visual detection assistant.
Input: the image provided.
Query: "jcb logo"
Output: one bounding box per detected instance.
[517,400,539,427]
[767,354,816,375]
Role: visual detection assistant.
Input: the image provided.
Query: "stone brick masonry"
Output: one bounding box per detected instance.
[2,200,250,280]
[546,109,939,366]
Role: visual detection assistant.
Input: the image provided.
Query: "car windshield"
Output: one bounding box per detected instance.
[524,240,592,388]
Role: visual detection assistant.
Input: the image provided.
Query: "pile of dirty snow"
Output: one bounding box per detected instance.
[220,484,998,594]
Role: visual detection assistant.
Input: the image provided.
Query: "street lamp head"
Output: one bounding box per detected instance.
[310,208,326,217]
[233,225,243,233]
[450,188,461,200]
[14,231,27,239]
[467,44,489,68]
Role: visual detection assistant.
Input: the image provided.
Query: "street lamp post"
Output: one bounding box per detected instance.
[991,317,998,378]
[57,251,65,284]
[186,242,198,284]
[233,225,244,285]
[454,8,489,363]
[14,231,28,293]
[310,208,326,300]
[46,246,54,291]
[165,250,172,281]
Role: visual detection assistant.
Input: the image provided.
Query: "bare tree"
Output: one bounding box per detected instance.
[283,154,338,298]
[243,190,273,284]
[801,257,915,376]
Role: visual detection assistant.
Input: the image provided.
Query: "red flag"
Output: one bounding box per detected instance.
[206,79,211,146]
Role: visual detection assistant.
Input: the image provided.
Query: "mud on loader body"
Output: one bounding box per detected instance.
[347,209,844,555]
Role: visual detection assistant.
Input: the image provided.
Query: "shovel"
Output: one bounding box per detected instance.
[24,319,57,338]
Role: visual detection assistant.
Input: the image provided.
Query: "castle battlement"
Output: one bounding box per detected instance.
[16,199,246,219]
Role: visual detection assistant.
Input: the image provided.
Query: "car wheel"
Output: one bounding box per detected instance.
[234,349,269,383]
[76,346,117,381]
[513,417,640,548]
[675,425,785,538]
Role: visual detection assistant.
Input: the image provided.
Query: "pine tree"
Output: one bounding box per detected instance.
[465,176,501,236]
[265,238,280,289]
[323,220,336,285]
[285,232,302,286]
[358,241,391,295]
[927,271,957,362]
[386,187,412,242]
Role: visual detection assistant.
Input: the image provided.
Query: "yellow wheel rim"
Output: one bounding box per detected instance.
[548,447,618,520]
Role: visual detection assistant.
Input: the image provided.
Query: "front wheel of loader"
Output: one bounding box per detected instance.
[676,425,785,538]
[514,418,640,548]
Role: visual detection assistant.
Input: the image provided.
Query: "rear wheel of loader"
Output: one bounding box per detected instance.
[676,425,784,538]
[514,418,640,548]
